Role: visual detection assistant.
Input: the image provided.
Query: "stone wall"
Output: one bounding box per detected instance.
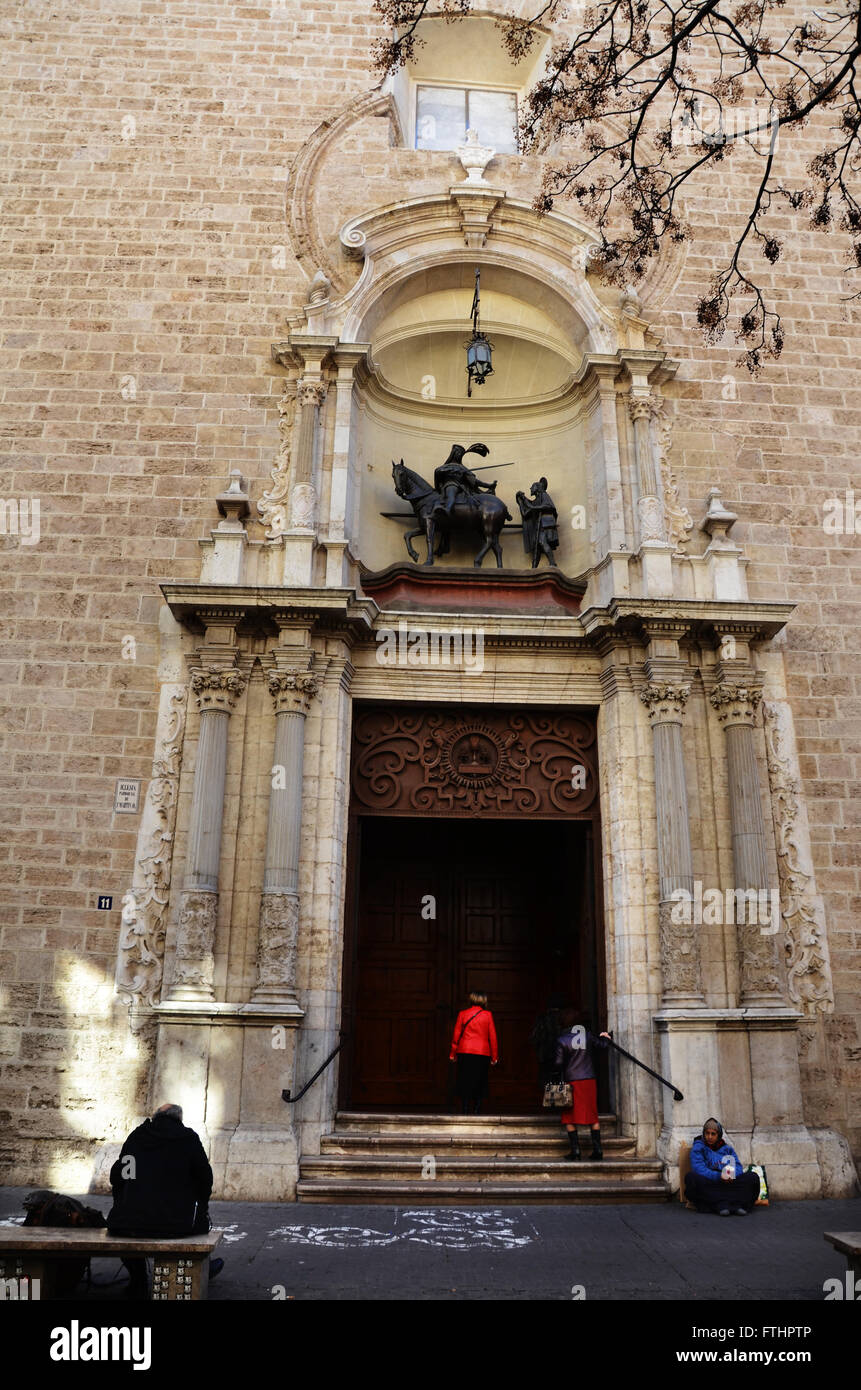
[0,0,859,1186]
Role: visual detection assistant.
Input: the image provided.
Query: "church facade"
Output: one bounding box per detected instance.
[1,2,859,1202]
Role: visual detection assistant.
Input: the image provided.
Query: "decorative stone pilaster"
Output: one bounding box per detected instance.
[762,700,834,1014]
[640,682,704,1005]
[292,377,327,530]
[168,668,248,1002]
[709,682,784,1005]
[628,397,665,544]
[249,669,320,1008]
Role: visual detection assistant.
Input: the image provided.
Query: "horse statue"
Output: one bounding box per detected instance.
[391,453,512,568]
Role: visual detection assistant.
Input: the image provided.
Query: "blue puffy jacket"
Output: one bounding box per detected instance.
[689,1134,744,1181]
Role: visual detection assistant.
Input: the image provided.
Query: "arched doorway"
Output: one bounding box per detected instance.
[339,704,605,1113]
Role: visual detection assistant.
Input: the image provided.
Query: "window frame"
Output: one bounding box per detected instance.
[413,80,520,155]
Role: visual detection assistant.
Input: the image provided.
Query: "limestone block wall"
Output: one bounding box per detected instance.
[0,0,859,1185]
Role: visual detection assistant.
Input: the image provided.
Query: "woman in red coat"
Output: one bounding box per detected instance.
[449,991,498,1114]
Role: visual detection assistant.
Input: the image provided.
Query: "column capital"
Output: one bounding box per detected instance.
[190,668,248,713]
[709,681,762,728]
[640,681,691,725]
[297,378,328,409]
[627,393,659,422]
[267,669,320,716]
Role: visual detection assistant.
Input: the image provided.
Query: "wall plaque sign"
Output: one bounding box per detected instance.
[114,778,141,814]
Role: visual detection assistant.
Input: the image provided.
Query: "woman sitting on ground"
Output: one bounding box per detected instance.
[684,1117,761,1216]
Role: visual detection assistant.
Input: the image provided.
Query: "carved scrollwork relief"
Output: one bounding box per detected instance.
[351,707,600,817]
[763,701,834,1014]
[116,688,186,1007]
[658,900,704,999]
[171,889,218,996]
[256,892,300,993]
[653,399,693,551]
[258,383,296,540]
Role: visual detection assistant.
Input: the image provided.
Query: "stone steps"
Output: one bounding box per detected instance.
[298,1113,672,1205]
[297,1179,671,1205]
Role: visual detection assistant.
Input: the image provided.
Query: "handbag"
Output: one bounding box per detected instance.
[542,1079,573,1108]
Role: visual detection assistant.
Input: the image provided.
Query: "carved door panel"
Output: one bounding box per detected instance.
[350,835,450,1108]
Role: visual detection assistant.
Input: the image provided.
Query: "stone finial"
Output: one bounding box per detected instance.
[215,469,250,526]
[700,485,738,546]
[455,127,495,184]
[620,285,642,318]
[307,267,331,306]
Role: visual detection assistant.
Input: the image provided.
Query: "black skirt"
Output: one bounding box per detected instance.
[456,1053,490,1101]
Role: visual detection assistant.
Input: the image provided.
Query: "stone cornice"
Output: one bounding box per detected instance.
[160,584,379,640]
[579,598,795,647]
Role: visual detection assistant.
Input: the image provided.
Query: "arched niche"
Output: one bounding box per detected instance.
[275,185,678,587]
[350,259,596,574]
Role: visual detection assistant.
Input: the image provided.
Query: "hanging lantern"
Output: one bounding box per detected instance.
[466,268,493,397]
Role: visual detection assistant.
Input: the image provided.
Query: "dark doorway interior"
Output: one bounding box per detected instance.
[342,816,604,1113]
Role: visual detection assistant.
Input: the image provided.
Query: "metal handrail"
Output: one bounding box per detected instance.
[604,1033,683,1102]
[281,1033,348,1105]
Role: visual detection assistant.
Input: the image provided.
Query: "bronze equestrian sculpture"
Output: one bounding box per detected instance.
[392,444,512,568]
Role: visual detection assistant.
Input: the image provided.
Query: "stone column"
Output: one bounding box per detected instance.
[167,668,247,1002]
[640,682,704,1006]
[628,396,664,545]
[250,669,320,1008]
[709,682,784,1006]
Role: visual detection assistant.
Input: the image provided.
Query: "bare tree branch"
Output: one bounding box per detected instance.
[373,0,861,371]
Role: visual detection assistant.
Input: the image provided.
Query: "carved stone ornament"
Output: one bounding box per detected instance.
[170,889,218,997]
[455,127,496,184]
[297,378,328,410]
[290,482,316,531]
[351,707,599,817]
[190,669,248,713]
[307,267,332,306]
[763,701,834,1014]
[638,495,666,544]
[258,383,296,540]
[653,400,693,551]
[658,900,704,999]
[116,687,186,1007]
[627,396,657,424]
[267,669,320,716]
[709,682,762,728]
[255,892,300,994]
[640,682,691,725]
[738,919,784,1002]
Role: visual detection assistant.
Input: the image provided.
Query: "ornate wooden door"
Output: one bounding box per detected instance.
[347,817,596,1111]
[342,704,604,1113]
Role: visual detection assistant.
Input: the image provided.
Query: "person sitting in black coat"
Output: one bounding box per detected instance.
[108,1102,223,1297]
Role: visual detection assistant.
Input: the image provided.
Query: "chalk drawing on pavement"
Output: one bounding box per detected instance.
[267,1209,536,1250]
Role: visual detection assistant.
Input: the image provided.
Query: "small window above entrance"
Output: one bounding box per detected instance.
[415,85,518,154]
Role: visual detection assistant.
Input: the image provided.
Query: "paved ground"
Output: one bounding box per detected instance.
[1,1186,858,1302]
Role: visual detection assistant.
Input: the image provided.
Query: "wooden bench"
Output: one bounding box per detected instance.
[0,1228,222,1301]
[823,1231,861,1280]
